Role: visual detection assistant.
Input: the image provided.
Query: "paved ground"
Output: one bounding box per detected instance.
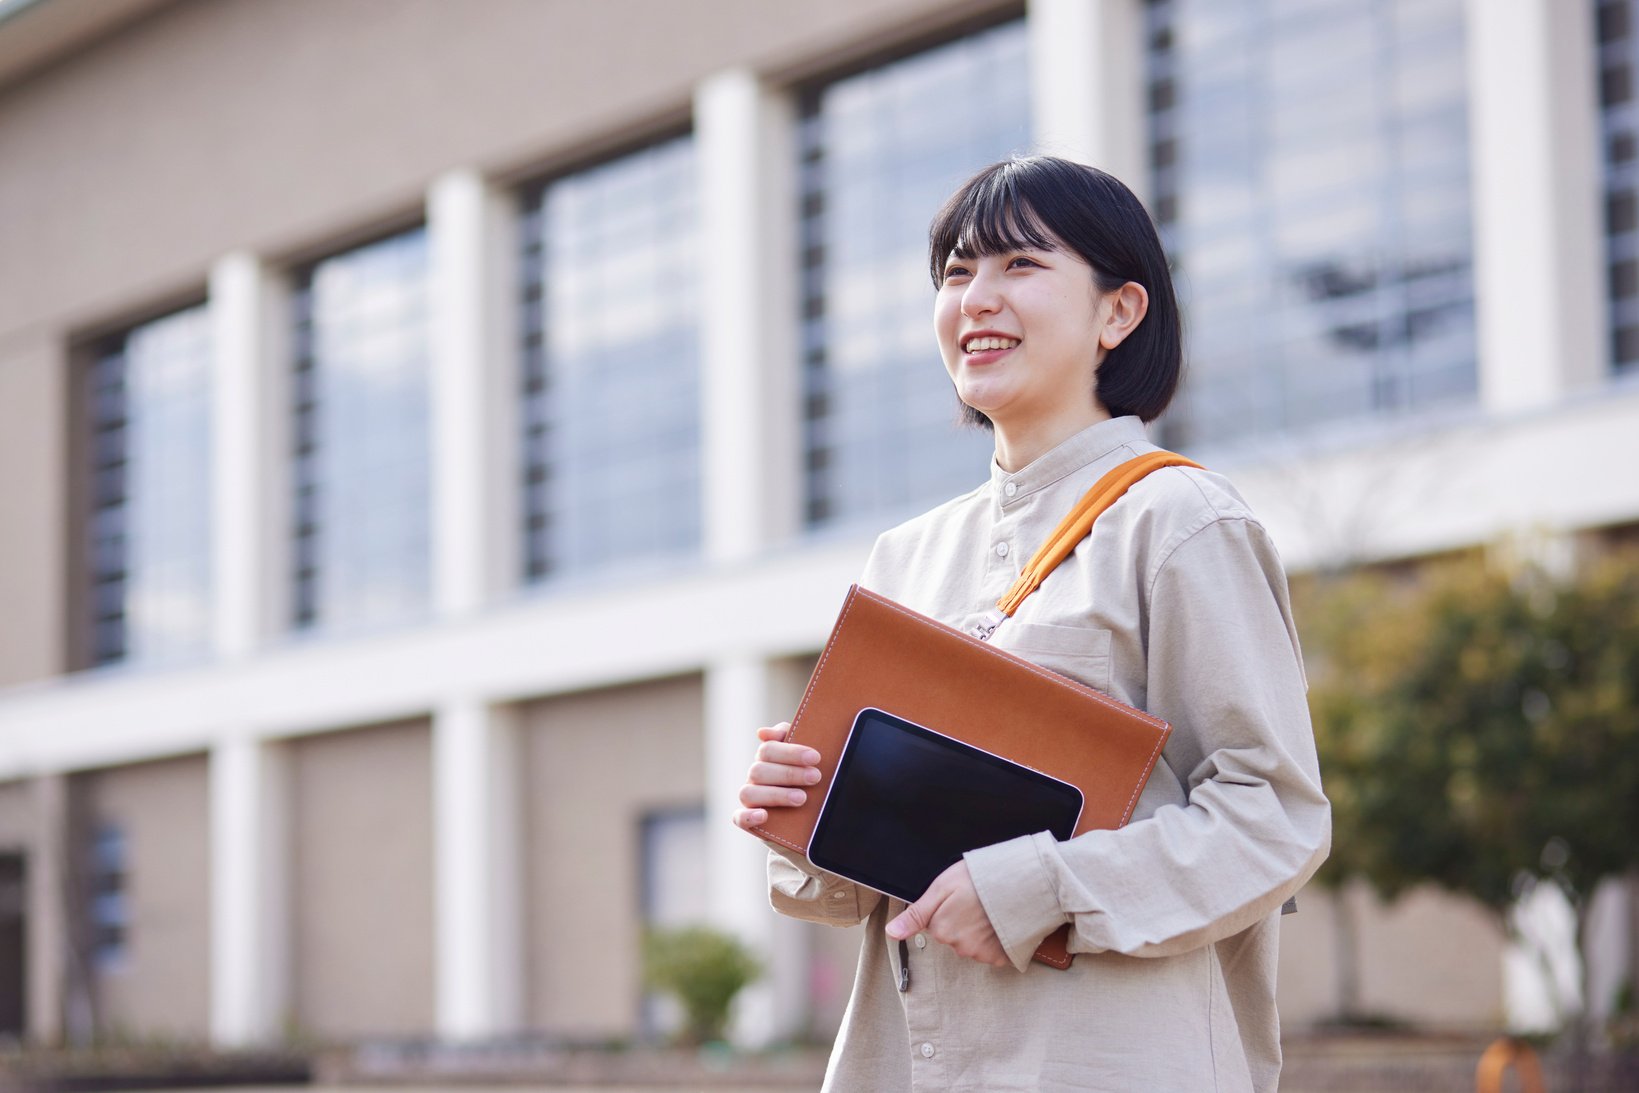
[24,1038,1639,1092]
[145,1088,800,1093]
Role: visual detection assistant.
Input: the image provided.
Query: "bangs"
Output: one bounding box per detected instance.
[928,162,1058,286]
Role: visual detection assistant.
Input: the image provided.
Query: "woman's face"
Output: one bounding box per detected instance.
[933,239,1112,432]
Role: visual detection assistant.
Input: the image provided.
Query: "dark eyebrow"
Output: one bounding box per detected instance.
[930,189,1057,284]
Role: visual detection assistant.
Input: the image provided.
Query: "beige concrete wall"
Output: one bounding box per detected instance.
[289,718,434,1040]
[0,333,68,687]
[1352,882,1506,1027]
[0,0,1014,341]
[0,780,30,847]
[74,753,211,1041]
[1277,880,1506,1031]
[765,653,866,1042]
[1274,882,1343,1029]
[802,920,864,1041]
[520,674,707,1037]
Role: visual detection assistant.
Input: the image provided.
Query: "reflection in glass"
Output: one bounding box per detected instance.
[292,229,430,631]
[85,305,212,667]
[518,135,700,581]
[1148,0,1478,448]
[800,20,1030,528]
[1599,0,1639,372]
[88,824,128,970]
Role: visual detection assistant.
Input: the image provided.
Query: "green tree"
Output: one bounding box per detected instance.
[1303,550,1639,1036]
[642,925,763,1046]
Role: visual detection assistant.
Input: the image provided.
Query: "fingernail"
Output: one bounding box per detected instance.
[787,789,806,805]
[802,749,821,765]
[804,768,821,784]
[885,921,905,939]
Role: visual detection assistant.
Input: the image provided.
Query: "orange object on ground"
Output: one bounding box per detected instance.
[1474,1037,1545,1093]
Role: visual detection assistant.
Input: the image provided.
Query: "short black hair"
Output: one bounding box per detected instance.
[928,155,1183,424]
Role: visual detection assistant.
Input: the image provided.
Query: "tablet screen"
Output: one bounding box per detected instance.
[806,707,1083,903]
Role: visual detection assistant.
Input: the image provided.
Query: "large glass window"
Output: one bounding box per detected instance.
[83,305,212,668]
[87,824,128,972]
[799,20,1031,528]
[638,805,707,1038]
[1598,0,1639,373]
[518,136,700,582]
[1149,0,1477,450]
[291,228,431,631]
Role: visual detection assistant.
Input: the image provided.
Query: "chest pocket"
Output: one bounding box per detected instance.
[993,621,1114,695]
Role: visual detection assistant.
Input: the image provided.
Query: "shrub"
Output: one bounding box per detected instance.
[642,925,763,1045]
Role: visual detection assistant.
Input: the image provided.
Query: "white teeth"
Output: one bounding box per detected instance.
[964,336,1020,353]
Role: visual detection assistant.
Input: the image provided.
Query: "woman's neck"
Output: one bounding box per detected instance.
[991,404,1112,473]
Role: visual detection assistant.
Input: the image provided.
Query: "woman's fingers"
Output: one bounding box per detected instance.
[739,782,809,809]
[756,740,821,767]
[747,758,821,788]
[732,723,820,833]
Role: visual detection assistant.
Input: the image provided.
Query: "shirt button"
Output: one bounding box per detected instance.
[831,890,847,900]
[920,1042,935,1058]
[915,933,927,949]
[1004,481,1019,498]
[994,541,1009,558]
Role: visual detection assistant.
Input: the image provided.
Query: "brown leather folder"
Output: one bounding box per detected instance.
[754,584,1173,969]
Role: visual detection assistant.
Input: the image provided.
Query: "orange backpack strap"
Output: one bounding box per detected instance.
[994,450,1203,618]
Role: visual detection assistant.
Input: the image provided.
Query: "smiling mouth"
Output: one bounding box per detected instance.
[963,336,1021,353]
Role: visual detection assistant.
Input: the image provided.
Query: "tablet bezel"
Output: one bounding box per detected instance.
[805,705,1084,903]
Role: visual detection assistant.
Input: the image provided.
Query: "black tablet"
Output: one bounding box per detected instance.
[806,707,1084,903]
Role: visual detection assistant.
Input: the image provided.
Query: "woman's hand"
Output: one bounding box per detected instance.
[886,860,1009,968]
[732,722,823,830]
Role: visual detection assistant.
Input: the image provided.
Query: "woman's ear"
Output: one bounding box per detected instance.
[1098,281,1150,351]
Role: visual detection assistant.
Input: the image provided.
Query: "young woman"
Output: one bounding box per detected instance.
[733,155,1329,1092]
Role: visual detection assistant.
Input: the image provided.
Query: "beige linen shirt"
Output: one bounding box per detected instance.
[769,415,1330,1093]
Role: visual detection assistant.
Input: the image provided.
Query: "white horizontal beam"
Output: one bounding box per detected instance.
[1224,383,1639,571]
[0,539,869,779]
[6,387,1639,779]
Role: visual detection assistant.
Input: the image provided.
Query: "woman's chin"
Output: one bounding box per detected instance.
[954,385,1010,420]
[961,393,1025,428]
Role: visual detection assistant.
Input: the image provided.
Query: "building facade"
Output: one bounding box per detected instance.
[0,0,1634,1049]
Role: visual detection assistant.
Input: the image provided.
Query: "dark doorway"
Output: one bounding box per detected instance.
[0,853,24,1039]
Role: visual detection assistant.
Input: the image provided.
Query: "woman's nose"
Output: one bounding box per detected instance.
[961,268,1002,318]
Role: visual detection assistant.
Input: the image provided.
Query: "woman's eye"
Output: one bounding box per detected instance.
[943,265,972,281]
[1008,255,1041,269]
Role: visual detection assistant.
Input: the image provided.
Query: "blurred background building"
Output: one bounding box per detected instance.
[0,0,1634,1052]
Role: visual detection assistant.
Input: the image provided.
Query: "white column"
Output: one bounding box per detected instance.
[432,698,523,1040]
[704,657,806,1047]
[209,737,289,1046]
[695,69,802,564]
[208,252,282,657]
[427,170,518,616]
[1028,0,1149,190]
[1466,0,1608,414]
[27,774,67,1046]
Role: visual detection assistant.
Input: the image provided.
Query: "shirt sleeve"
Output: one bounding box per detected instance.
[963,514,1331,971]
[768,845,883,926]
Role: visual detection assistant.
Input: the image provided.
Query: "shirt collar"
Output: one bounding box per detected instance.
[989,415,1150,506]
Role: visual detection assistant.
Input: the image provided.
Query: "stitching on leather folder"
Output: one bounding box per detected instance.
[869,593,1169,731]
[864,593,1170,827]
[760,828,805,854]
[1125,724,1169,825]
[770,588,1170,840]
[753,591,860,852]
[786,589,856,747]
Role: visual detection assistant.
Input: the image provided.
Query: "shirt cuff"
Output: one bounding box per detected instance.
[964,831,1068,972]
